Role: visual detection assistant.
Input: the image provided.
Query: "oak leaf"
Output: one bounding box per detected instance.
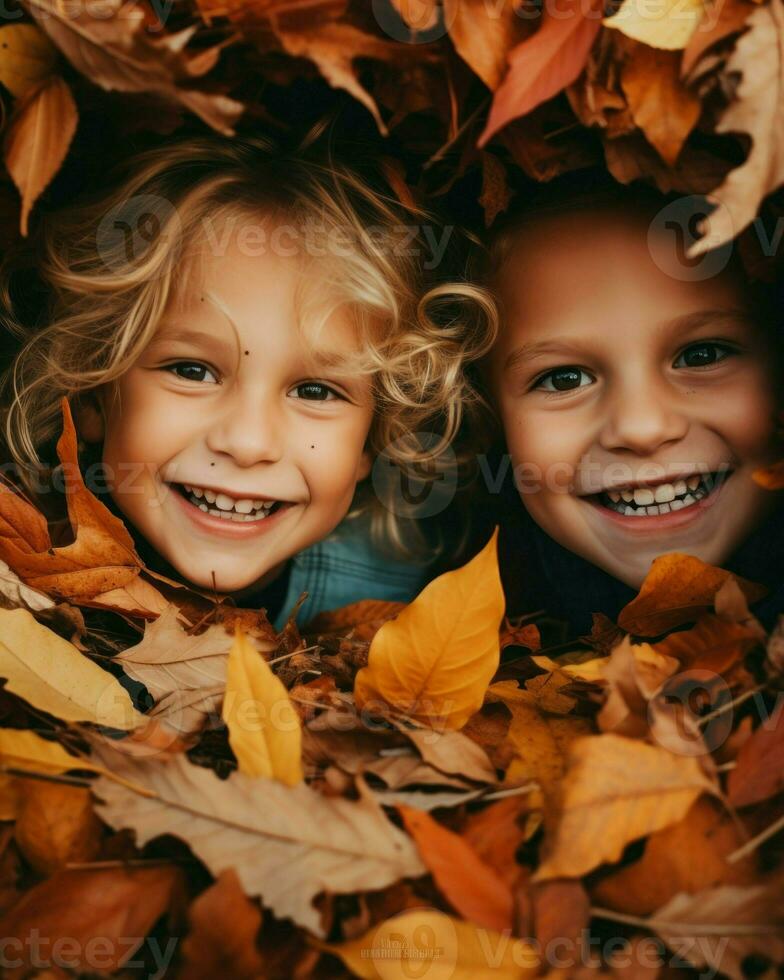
[534,734,716,879]
[604,0,706,49]
[0,608,144,729]
[91,746,425,935]
[4,74,77,235]
[688,0,784,257]
[479,0,603,145]
[617,553,766,636]
[222,625,303,784]
[398,805,515,932]
[321,908,540,979]
[354,530,505,730]
[0,24,58,98]
[24,0,244,134]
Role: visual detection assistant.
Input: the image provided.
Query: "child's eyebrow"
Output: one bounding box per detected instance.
[504,340,595,372]
[149,328,227,349]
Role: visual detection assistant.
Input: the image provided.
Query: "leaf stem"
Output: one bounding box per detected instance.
[728,811,784,863]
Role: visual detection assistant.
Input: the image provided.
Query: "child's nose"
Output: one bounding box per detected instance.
[205,389,284,467]
[599,376,689,456]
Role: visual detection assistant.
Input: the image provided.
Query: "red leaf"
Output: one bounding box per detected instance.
[727,701,784,807]
[479,0,603,146]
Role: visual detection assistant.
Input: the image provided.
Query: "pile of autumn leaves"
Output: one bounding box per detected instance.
[0,400,782,979]
[0,0,783,261]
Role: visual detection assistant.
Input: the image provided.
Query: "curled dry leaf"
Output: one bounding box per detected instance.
[597,636,680,737]
[354,530,505,730]
[534,734,717,880]
[90,745,425,936]
[24,0,244,134]
[4,74,76,236]
[617,553,766,636]
[0,558,54,613]
[688,0,784,257]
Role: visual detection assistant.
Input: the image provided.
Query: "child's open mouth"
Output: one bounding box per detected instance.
[171,482,288,523]
[590,470,733,519]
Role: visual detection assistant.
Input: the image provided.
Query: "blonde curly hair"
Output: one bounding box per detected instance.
[0,132,498,554]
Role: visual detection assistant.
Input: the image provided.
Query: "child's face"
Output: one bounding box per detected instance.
[80,234,374,596]
[487,208,781,589]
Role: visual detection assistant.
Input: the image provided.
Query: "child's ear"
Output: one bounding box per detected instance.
[72,391,105,444]
[357,449,373,482]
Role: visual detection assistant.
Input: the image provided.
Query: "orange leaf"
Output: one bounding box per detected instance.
[398,805,515,932]
[0,399,145,601]
[4,75,77,235]
[753,458,784,489]
[727,700,784,807]
[479,0,603,145]
[354,530,505,729]
[618,553,766,636]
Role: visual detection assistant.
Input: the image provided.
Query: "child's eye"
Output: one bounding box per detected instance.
[164,361,219,384]
[289,382,339,401]
[673,342,736,369]
[534,367,594,392]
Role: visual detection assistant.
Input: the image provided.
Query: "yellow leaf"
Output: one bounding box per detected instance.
[0,24,57,99]
[535,734,716,880]
[0,727,102,775]
[222,625,303,785]
[0,608,143,729]
[604,0,706,49]
[354,530,505,730]
[319,908,540,979]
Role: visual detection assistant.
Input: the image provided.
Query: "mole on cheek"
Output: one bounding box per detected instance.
[244,350,249,356]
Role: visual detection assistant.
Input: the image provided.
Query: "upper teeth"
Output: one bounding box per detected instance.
[183,483,273,513]
[607,477,706,507]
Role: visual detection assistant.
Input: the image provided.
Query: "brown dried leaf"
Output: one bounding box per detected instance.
[597,637,680,737]
[444,0,535,90]
[727,700,784,806]
[14,781,101,874]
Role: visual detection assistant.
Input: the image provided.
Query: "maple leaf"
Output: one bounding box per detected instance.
[0,607,144,729]
[90,745,425,935]
[398,805,515,932]
[23,0,244,134]
[320,908,540,979]
[534,733,717,879]
[354,530,505,730]
[618,553,766,636]
[479,0,604,146]
[222,625,303,784]
[116,604,275,736]
[688,0,784,257]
